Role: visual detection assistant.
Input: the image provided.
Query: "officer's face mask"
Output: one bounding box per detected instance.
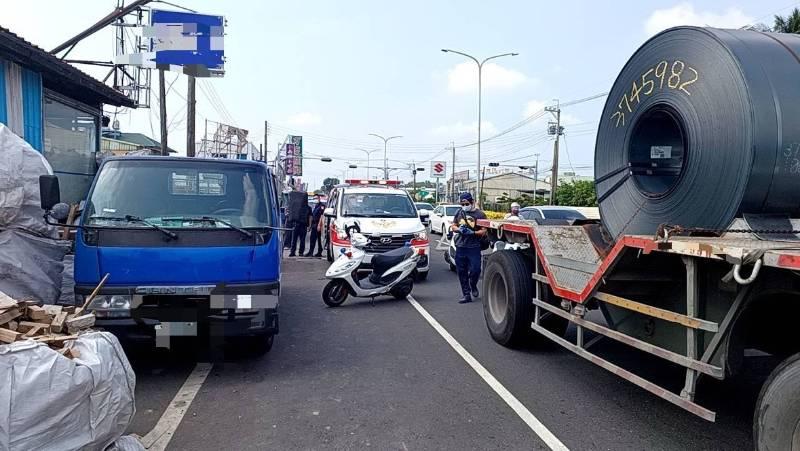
[461,204,473,212]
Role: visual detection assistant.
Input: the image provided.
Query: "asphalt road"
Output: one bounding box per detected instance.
[125,237,768,450]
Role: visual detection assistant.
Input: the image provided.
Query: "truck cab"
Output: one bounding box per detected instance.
[47,156,281,352]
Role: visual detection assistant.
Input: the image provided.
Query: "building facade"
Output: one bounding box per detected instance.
[0,27,134,203]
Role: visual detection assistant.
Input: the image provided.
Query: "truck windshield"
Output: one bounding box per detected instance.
[342,192,417,218]
[85,159,271,228]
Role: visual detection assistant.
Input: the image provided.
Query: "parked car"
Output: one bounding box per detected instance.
[429,204,461,235]
[414,202,434,227]
[518,206,587,221]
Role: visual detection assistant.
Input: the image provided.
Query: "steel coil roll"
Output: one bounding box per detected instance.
[594,27,800,239]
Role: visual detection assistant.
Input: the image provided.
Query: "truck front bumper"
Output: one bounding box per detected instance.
[75,282,279,343]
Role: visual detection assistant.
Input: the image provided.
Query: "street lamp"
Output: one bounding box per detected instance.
[368,133,402,180]
[356,148,380,179]
[441,48,518,208]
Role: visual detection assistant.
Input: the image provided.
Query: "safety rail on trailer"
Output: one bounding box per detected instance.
[477,218,800,423]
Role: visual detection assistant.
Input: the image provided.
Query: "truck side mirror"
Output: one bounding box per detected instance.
[39,175,60,211]
[324,207,334,217]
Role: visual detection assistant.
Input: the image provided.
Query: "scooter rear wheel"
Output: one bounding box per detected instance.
[322,280,349,307]
[390,277,414,300]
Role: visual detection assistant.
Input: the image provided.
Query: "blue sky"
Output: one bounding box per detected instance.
[4,0,796,189]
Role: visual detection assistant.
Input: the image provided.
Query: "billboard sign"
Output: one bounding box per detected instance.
[116,9,225,77]
[431,161,446,178]
[452,170,470,182]
[284,135,303,176]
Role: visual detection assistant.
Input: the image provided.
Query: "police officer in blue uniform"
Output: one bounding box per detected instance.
[450,192,487,304]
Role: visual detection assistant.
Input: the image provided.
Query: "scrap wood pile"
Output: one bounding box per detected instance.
[0,290,95,358]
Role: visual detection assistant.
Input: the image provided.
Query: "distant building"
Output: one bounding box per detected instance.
[101,129,177,156]
[0,26,135,203]
[458,172,551,202]
[559,171,593,184]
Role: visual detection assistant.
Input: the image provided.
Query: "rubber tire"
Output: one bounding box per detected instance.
[482,250,567,347]
[415,270,429,282]
[326,240,334,262]
[322,280,349,307]
[250,333,274,355]
[391,278,414,300]
[754,352,800,451]
[441,225,447,236]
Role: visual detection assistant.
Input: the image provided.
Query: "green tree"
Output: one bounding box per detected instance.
[555,180,597,207]
[321,177,340,193]
[774,8,800,33]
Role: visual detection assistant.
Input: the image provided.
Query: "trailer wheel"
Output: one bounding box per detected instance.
[754,352,800,451]
[482,250,566,347]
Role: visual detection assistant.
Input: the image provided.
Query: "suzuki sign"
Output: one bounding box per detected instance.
[431,161,446,178]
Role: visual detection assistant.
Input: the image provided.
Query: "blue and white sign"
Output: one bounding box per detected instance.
[116,9,225,77]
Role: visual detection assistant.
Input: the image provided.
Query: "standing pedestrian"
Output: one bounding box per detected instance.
[283,204,293,250]
[504,202,521,220]
[450,192,487,304]
[304,194,326,257]
[289,199,312,257]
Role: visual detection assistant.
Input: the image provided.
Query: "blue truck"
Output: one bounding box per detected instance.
[40,156,282,352]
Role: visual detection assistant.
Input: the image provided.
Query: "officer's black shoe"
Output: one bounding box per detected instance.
[458,295,472,304]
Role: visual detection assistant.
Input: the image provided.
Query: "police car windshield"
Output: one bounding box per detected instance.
[342,192,417,218]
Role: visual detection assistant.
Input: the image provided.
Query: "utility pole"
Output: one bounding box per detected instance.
[158,69,168,156]
[259,144,263,161]
[533,153,540,204]
[186,75,195,157]
[264,121,269,163]
[450,141,456,202]
[545,103,562,205]
[412,160,417,201]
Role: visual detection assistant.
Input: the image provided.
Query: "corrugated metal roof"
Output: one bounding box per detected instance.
[0,26,135,108]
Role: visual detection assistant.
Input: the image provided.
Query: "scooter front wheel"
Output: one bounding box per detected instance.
[322,280,349,307]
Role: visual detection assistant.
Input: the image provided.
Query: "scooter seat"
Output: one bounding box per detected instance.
[371,246,414,280]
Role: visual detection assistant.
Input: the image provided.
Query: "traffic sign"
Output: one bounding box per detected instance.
[431,161,446,178]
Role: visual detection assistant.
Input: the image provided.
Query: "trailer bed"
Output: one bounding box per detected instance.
[482,219,800,303]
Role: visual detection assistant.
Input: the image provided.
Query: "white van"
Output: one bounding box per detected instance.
[323,180,431,280]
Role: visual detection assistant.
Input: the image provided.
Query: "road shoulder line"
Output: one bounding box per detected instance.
[140,362,213,450]
[406,295,569,451]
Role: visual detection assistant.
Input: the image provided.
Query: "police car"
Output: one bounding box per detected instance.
[323,180,430,280]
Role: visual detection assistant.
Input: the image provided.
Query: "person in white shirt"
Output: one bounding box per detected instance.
[504,202,521,220]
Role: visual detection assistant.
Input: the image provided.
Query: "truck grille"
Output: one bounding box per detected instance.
[365,234,415,253]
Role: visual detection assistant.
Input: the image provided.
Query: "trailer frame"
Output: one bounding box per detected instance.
[479,219,800,423]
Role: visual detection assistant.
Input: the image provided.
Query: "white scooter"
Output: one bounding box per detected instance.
[322,222,423,307]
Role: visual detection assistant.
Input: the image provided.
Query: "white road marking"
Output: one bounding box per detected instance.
[141,362,213,450]
[406,295,569,451]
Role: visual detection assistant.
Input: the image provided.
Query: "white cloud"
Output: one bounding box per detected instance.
[523,100,547,118]
[644,3,754,35]
[431,121,498,139]
[285,112,322,127]
[446,62,528,94]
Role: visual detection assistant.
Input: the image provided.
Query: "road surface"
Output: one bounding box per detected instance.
[126,242,766,450]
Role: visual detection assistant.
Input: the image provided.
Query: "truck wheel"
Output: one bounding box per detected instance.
[415,270,429,282]
[322,280,349,307]
[754,352,800,450]
[482,250,566,347]
[326,241,334,262]
[251,333,274,355]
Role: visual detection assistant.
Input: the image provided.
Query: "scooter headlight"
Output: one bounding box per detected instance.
[413,230,428,241]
